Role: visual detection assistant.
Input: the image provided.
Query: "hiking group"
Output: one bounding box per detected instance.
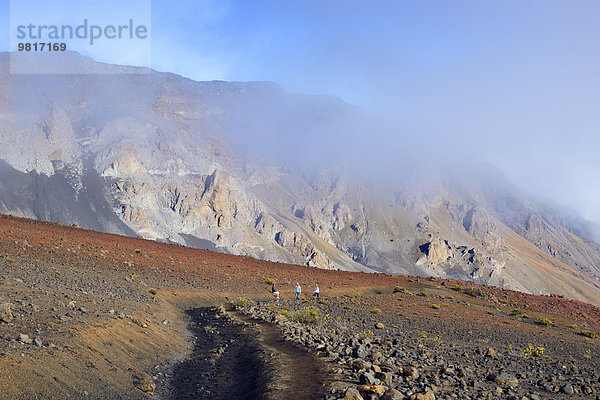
[270,282,319,299]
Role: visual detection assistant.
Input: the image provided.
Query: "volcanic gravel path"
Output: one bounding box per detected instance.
[162,306,328,400]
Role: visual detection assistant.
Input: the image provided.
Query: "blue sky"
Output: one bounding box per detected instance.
[1,0,599,226]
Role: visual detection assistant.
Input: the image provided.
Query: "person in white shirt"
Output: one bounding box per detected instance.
[295,283,301,299]
[313,284,320,299]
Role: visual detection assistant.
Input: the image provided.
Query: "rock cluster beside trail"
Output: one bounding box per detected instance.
[234,296,600,400]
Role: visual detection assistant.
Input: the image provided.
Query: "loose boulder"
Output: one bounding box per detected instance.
[0,303,13,323]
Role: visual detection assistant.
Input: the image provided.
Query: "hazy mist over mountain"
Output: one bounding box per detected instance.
[146,1,600,236]
[1,1,598,234]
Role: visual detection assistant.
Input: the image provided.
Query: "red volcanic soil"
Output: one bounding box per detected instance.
[0,213,599,399]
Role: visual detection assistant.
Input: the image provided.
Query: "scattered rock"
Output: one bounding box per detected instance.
[359,372,376,385]
[485,347,496,358]
[375,322,385,329]
[344,387,364,400]
[560,383,574,395]
[132,371,155,395]
[381,388,406,400]
[0,303,13,323]
[375,371,392,386]
[19,333,33,344]
[357,384,387,397]
[487,371,519,387]
[401,366,419,380]
[409,390,436,400]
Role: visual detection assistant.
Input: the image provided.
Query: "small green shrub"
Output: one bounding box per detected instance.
[148,288,157,295]
[580,330,597,339]
[371,307,382,314]
[296,307,319,324]
[425,335,442,347]
[511,308,522,315]
[264,277,276,285]
[452,284,463,292]
[538,317,553,327]
[417,290,428,297]
[134,249,141,254]
[464,287,486,298]
[431,304,441,309]
[522,344,545,359]
[234,296,250,308]
[394,287,413,295]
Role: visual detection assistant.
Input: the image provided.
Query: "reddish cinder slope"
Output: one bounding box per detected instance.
[1,212,598,322]
[0,213,599,399]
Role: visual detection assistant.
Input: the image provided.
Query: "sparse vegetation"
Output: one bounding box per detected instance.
[278,307,292,319]
[464,287,486,298]
[295,307,319,324]
[234,296,250,308]
[580,330,597,339]
[511,308,522,315]
[148,288,157,295]
[538,317,553,327]
[424,335,442,348]
[371,307,382,314]
[431,304,441,309]
[394,287,413,295]
[264,277,276,285]
[134,249,141,254]
[522,344,545,359]
[417,290,428,297]
[452,284,463,291]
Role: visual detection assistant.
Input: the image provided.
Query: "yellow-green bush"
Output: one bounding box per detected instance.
[522,344,545,359]
[296,307,319,324]
[394,287,413,295]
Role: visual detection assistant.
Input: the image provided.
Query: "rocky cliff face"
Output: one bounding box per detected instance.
[1,52,599,303]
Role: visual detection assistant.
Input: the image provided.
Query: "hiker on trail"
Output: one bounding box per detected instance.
[272,284,279,299]
[313,284,320,299]
[295,283,301,299]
